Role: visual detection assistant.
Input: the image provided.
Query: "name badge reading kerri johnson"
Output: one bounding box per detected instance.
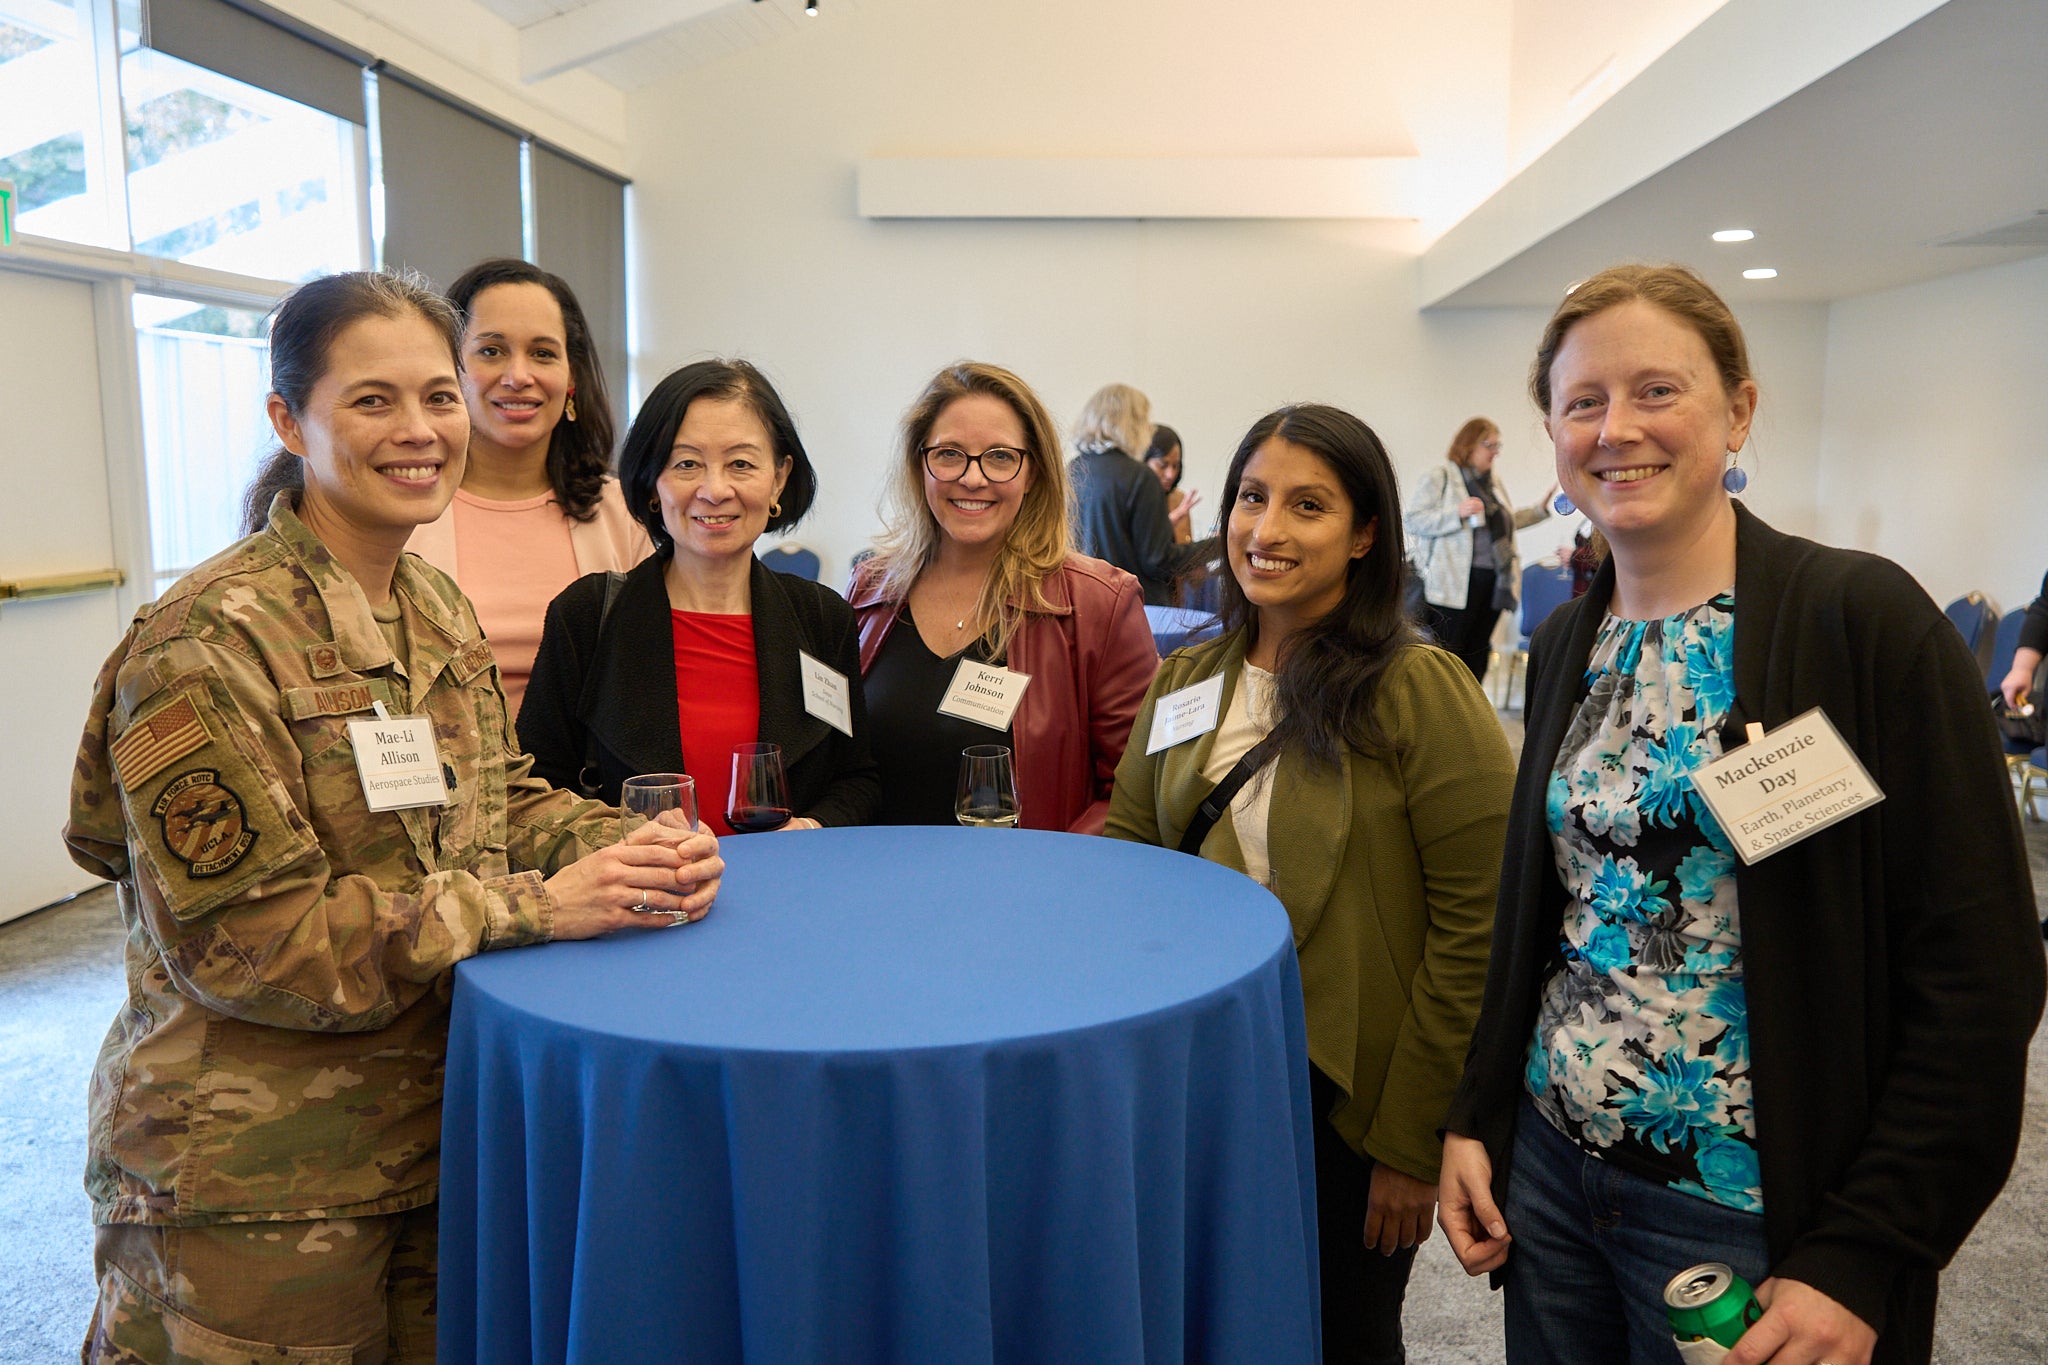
[938,659,1032,731]
[1146,674,1225,754]
[798,650,854,737]
[347,713,451,812]
[1690,708,1883,865]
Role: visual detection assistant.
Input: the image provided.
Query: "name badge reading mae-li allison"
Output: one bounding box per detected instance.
[1691,708,1884,865]
[938,659,1032,731]
[347,708,451,812]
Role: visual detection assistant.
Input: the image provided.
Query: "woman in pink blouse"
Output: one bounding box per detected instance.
[408,259,650,717]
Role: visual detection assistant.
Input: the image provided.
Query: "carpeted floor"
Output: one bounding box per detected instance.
[4,818,2045,1364]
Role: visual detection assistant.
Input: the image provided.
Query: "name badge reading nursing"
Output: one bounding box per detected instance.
[1691,708,1883,865]
[1146,675,1225,754]
[798,650,854,737]
[938,659,1032,731]
[348,703,450,812]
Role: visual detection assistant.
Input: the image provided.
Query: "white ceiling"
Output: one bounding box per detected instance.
[1430,0,2048,306]
[472,0,861,86]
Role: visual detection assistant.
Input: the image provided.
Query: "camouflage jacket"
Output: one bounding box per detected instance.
[65,495,616,1226]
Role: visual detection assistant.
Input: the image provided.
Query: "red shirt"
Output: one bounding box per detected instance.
[671,610,760,837]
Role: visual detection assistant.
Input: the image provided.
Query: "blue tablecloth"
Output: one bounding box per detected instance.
[439,827,1319,1365]
[1145,604,1223,655]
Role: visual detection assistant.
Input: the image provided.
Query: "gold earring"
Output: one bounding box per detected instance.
[770,500,783,519]
[565,395,578,423]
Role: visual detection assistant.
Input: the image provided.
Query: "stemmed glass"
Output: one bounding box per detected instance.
[727,743,793,833]
[620,773,698,840]
[955,745,1020,828]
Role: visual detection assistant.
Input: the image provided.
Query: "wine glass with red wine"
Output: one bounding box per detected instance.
[727,743,792,832]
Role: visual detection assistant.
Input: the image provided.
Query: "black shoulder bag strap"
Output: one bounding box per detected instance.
[1177,729,1285,855]
[576,571,628,798]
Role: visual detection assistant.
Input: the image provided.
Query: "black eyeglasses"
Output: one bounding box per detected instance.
[922,445,1028,484]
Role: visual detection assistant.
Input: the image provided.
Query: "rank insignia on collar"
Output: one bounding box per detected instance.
[152,769,258,878]
[307,643,346,678]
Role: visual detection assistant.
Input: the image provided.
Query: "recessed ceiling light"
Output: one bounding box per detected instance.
[1742,268,1778,280]
[1713,229,1756,243]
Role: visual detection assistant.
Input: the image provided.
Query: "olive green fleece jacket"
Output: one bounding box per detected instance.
[1104,629,1513,1182]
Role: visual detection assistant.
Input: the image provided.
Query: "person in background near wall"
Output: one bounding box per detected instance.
[67,271,722,1363]
[1566,524,1604,599]
[407,259,651,719]
[1404,418,1555,683]
[1437,264,2044,1365]
[1997,568,2048,709]
[851,362,1158,832]
[521,360,878,833]
[1069,382,1218,606]
[1107,403,1512,1365]
[1144,423,1202,543]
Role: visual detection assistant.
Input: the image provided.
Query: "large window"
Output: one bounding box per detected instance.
[119,45,366,279]
[133,292,271,593]
[0,0,127,248]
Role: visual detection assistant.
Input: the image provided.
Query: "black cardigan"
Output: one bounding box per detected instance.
[1067,447,1216,607]
[518,555,880,827]
[1443,504,2045,1361]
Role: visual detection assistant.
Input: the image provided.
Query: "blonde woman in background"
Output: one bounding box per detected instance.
[1069,382,1217,606]
[850,363,1158,831]
[1403,417,1554,684]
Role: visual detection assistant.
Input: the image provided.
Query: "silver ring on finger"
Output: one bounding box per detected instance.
[669,909,690,926]
[636,888,648,911]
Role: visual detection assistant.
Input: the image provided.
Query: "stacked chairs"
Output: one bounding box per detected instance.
[1494,561,1575,711]
[1944,591,2000,675]
[762,544,823,581]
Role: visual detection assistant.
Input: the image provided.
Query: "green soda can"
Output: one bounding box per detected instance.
[1664,1262,1764,1349]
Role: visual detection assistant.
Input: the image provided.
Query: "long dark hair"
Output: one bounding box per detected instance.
[618,359,819,554]
[1144,423,1183,490]
[1216,404,1415,766]
[446,258,616,521]
[240,270,461,535]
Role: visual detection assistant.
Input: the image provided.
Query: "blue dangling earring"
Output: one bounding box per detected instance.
[1722,453,1749,495]
[1551,489,1576,516]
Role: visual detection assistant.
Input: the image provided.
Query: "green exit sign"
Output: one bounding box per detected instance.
[0,180,13,245]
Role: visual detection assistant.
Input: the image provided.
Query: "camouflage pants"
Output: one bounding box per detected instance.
[82,1204,436,1364]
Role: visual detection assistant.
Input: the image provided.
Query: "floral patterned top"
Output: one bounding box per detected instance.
[1522,592,1762,1213]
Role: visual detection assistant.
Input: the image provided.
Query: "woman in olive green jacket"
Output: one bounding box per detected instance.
[1106,404,1512,1365]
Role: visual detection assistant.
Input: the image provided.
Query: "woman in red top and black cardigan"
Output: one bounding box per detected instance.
[848,361,1158,833]
[520,360,878,833]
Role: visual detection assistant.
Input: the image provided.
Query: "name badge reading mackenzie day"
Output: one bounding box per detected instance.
[1146,675,1225,754]
[938,659,1032,731]
[1690,708,1884,865]
[347,710,451,812]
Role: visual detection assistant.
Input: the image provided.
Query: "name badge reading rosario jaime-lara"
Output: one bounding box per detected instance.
[1690,708,1883,864]
[348,706,451,812]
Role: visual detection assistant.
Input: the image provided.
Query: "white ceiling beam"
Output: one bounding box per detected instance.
[520,0,741,84]
[857,157,1423,221]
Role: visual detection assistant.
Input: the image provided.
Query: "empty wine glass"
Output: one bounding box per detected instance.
[955,745,1020,828]
[620,773,698,842]
[727,743,792,833]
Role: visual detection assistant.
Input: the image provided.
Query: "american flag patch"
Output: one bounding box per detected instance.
[110,693,212,789]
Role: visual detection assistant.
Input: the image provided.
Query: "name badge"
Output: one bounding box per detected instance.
[938,659,1032,731]
[347,703,451,812]
[1146,674,1225,754]
[1691,709,1883,864]
[798,650,854,738]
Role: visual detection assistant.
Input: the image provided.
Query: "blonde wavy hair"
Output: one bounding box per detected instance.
[1071,382,1154,457]
[865,362,1074,660]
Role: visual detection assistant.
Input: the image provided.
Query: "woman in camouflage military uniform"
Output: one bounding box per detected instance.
[64,271,724,1363]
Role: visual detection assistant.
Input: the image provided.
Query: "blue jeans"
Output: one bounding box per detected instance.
[1502,1098,1770,1365]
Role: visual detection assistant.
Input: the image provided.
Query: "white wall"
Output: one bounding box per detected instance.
[1816,252,2048,613]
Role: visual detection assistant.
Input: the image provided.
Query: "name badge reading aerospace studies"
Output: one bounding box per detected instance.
[798,650,854,737]
[348,703,451,812]
[1691,708,1883,865]
[1146,674,1225,754]
[938,659,1032,731]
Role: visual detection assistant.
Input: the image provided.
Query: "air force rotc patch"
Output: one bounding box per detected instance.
[152,769,258,877]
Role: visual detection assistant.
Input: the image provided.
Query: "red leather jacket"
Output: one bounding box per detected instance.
[849,554,1159,834]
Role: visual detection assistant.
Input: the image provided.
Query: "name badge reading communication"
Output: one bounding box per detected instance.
[1146,675,1225,754]
[348,716,451,811]
[798,650,854,737]
[1691,708,1883,865]
[938,660,1032,731]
